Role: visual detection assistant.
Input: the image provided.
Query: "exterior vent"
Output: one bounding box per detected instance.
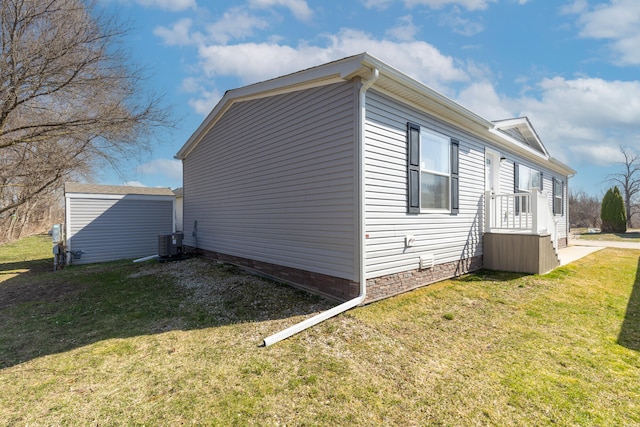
[419,254,434,270]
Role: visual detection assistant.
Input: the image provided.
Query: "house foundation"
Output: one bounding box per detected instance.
[365,255,483,303]
[190,246,483,305]
[191,247,360,302]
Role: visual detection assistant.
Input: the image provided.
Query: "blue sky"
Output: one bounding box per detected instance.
[99,0,640,196]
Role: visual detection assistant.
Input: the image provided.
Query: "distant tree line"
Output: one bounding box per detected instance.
[569,190,601,229]
[570,146,640,232]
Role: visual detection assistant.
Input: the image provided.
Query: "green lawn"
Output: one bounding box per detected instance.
[574,228,640,242]
[0,236,638,425]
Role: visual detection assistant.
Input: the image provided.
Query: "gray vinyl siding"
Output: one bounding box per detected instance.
[67,196,174,264]
[183,81,359,280]
[364,90,486,278]
[363,90,570,278]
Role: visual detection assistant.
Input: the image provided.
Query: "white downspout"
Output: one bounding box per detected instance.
[262,68,379,347]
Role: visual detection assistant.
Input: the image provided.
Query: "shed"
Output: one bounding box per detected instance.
[176,53,575,304]
[64,183,175,264]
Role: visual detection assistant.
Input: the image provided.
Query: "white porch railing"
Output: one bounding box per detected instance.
[484,189,559,249]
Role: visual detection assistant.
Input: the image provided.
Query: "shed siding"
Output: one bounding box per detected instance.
[67,197,174,264]
[364,90,486,278]
[183,81,359,280]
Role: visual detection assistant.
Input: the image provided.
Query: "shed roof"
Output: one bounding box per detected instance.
[64,182,175,197]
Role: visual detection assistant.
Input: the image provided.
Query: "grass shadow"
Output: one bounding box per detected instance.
[618,257,640,351]
[0,256,334,369]
[457,269,530,283]
[0,258,52,275]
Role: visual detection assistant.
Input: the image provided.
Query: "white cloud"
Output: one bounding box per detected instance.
[568,0,640,65]
[567,143,625,166]
[154,9,272,47]
[530,77,640,127]
[450,74,640,168]
[178,77,223,115]
[189,89,223,115]
[162,2,639,175]
[123,181,147,187]
[364,0,496,11]
[180,77,202,93]
[439,7,485,35]
[154,18,197,46]
[135,0,196,11]
[455,81,513,120]
[136,159,183,180]
[560,0,588,15]
[406,0,496,10]
[249,0,313,20]
[206,8,270,44]
[385,15,420,41]
[196,28,469,90]
[512,77,640,166]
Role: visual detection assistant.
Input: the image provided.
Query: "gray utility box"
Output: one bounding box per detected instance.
[158,233,183,257]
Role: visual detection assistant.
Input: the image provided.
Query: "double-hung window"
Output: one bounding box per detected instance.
[514,163,542,214]
[407,123,459,214]
[552,178,564,215]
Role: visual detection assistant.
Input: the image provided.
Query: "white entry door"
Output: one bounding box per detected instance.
[485,150,500,194]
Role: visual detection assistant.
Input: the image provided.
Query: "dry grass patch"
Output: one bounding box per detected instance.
[1,237,639,425]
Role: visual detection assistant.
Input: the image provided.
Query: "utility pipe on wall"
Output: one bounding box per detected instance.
[262,67,379,347]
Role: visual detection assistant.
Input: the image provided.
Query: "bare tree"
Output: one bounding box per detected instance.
[569,190,601,228]
[607,146,640,229]
[0,0,170,218]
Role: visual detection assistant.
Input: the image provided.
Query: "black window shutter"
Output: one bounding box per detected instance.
[514,162,520,215]
[451,139,459,214]
[540,172,544,191]
[407,123,420,214]
[561,181,565,216]
[552,177,558,215]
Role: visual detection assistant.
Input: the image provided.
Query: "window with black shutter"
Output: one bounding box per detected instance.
[514,162,520,215]
[451,140,459,214]
[553,178,563,215]
[406,122,459,214]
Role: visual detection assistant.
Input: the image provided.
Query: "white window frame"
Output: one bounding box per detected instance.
[420,128,451,212]
[553,178,564,216]
[516,164,541,214]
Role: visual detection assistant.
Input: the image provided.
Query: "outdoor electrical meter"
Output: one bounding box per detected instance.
[51,224,63,244]
[51,224,65,270]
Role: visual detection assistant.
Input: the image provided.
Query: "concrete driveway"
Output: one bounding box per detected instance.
[557,238,640,267]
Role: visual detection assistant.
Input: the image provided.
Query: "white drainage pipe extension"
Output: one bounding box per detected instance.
[133,254,159,263]
[262,67,379,347]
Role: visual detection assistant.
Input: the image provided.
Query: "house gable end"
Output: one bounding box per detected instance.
[492,117,550,158]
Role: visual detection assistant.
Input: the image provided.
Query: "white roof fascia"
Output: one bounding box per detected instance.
[488,128,575,176]
[65,193,176,202]
[360,54,494,130]
[175,54,370,160]
[488,127,548,161]
[174,52,575,178]
[176,52,495,160]
[549,157,577,176]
